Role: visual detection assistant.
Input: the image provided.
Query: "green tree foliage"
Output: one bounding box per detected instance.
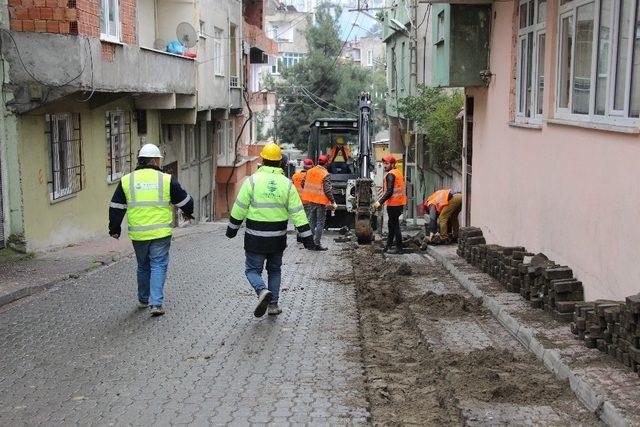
[272,4,386,150]
[397,85,464,170]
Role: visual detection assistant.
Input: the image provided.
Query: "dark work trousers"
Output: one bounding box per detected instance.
[386,205,404,250]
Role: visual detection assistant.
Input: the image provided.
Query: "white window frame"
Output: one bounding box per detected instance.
[213,28,224,76]
[515,0,546,124]
[107,110,127,183]
[271,57,281,75]
[436,11,445,43]
[216,122,224,157]
[367,49,374,66]
[216,120,236,166]
[555,0,640,126]
[49,113,74,199]
[100,0,121,43]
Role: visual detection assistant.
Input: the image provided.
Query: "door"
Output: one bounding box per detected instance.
[163,161,179,227]
[464,96,474,226]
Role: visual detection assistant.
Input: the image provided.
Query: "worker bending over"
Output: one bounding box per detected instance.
[424,189,462,244]
[372,155,407,254]
[301,155,337,251]
[226,143,315,318]
[109,144,194,316]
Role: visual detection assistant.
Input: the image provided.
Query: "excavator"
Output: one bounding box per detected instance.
[307,92,377,244]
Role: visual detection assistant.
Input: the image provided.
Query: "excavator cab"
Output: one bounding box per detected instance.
[308,94,377,243]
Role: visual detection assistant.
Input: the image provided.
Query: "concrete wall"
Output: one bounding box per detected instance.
[466,0,640,300]
[17,98,161,250]
[196,0,242,111]
[2,33,197,111]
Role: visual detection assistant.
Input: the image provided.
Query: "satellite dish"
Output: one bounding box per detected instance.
[153,38,166,50]
[176,22,198,48]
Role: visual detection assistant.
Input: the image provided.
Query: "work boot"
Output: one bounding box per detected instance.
[267,303,282,316]
[137,300,149,309]
[314,245,328,251]
[150,305,165,316]
[386,247,404,255]
[254,289,272,318]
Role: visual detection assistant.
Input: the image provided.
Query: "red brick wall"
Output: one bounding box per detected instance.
[242,0,263,29]
[9,0,136,45]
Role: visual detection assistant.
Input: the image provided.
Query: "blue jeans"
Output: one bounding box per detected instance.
[245,251,283,303]
[132,236,172,307]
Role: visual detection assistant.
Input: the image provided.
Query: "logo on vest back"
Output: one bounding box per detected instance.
[135,183,159,191]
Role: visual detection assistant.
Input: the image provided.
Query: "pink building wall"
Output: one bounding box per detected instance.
[466,0,640,301]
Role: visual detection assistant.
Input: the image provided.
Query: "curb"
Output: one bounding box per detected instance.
[426,246,631,427]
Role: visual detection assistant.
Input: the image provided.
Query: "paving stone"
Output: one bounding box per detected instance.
[0,227,369,425]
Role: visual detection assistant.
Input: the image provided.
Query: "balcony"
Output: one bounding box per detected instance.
[244,21,278,62]
[3,33,197,113]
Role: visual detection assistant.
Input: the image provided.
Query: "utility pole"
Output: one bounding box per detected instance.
[273,91,278,145]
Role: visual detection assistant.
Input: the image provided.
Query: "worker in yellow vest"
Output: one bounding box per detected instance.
[424,189,462,244]
[109,143,194,316]
[301,155,337,251]
[372,155,407,254]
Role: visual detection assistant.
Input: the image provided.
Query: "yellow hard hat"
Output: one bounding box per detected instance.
[336,136,345,145]
[260,143,282,161]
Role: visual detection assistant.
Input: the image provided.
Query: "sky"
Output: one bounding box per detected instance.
[338,9,379,40]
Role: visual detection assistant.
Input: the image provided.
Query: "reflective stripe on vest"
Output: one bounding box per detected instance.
[427,189,451,213]
[384,168,407,207]
[122,169,173,241]
[301,166,331,205]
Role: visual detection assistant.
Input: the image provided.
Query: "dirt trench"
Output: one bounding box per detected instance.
[344,246,600,426]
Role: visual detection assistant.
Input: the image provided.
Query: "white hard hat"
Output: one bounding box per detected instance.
[138,143,163,158]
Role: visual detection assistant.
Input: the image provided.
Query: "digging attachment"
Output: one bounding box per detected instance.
[354,178,375,245]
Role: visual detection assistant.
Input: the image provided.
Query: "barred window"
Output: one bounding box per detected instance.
[46,113,84,201]
[106,111,132,183]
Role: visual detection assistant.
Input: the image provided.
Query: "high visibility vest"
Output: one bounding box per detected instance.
[329,145,350,163]
[229,166,311,253]
[383,168,407,207]
[426,189,451,214]
[301,166,331,205]
[121,168,173,241]
[291,171,309,204]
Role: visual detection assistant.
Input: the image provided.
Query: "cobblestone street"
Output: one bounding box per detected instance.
[0,224,369,425]
[0,224,601,425]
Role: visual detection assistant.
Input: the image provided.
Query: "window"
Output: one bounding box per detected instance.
[367,49,374,66]
[100,0,120,43]
[46,113,83,200]
[436,11,445,43]
[214,28,224,76]
[183,125,196,164]
[282,52,304,68]
[516,0,546,121]
[197,121,211,159]
[230,24,238,80]
[556,0,640,123]
[217,120,236,166]
[271,57,280,74]
[106,111,131,183]
[390,47,397,92]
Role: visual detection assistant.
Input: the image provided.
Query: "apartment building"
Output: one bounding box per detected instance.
[431,0,640,300]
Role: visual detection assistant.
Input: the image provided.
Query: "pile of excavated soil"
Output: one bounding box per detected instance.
[415,291,485,317]
[347,246,599,426]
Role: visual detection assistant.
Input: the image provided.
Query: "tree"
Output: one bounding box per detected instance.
[272,4,382,150]
[397,86,464,170]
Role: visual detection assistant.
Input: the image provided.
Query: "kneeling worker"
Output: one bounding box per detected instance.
[372,155,407,254]
[226,143,315,318]
[424,189,462,244]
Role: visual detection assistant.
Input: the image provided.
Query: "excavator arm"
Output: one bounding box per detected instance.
[353,93,376,244]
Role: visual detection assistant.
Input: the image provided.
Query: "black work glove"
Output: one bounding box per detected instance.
[226,227,239,239]
[302,236,315,250]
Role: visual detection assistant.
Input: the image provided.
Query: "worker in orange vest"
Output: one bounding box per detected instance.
[301,155,337,251]
[328,136,351,164]
[372,155,407,254]
[423,189,462,244]
[292,159,314,243]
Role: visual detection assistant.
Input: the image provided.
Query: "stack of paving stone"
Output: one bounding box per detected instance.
[457,227,485,263]
[455,228,585,322]
[571,295,640,376]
